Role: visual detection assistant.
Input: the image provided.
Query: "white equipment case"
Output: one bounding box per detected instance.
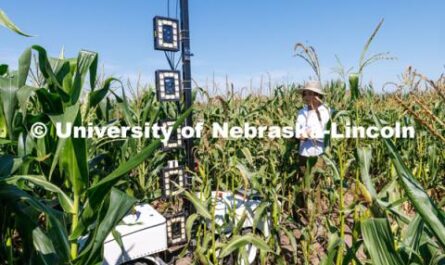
[103,204,168,265]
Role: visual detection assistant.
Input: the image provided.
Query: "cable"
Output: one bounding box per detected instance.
[165,0,182,70]
[174,54,182,70]
[169,0,180,68]
[175,0,179,19]
[170,0,180,69]
[164,51,175,70]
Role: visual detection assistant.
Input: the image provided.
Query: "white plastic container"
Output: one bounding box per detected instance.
[103,204,168,265]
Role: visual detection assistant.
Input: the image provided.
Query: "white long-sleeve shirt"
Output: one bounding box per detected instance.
[295,104,330,157]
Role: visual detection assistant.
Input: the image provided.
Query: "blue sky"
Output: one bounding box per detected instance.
[1,1,444,94]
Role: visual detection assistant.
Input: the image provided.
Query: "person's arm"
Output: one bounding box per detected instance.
[310,106,330,142]
[296,110,309,139]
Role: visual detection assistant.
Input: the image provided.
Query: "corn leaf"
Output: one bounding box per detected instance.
[0,184,70,260]
[219,234,272,258]
[0,75,18,139]
[0,9,33,37]
[373,113,445,249]
[399,215,425,264]
[32,227,59,264]
[88,107,192,209]
[88,77,119,108]
[5,174,74,213]
[75,188,137,265]
[48,103,80,180]
[181,188,212,220]
[356,146,386,217]
[361,218,404,265]
[71,50,98,104]
[0,154,13,178]
[16,85,39,122]
[0,64,8,75]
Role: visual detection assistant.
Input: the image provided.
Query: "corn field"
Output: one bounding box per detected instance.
[1,8,445,265]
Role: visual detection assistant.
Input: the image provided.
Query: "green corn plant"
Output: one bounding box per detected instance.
[331,19,395,102]
[193,78,440,263]
[0,44,193,264]
[2,32,445,264]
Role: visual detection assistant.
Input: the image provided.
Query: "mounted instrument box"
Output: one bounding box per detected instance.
[103,204,167,265]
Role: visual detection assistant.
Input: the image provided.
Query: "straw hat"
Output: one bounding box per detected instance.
[301,80,325,95]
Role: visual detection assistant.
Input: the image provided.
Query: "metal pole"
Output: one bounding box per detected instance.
[180,0,194,181]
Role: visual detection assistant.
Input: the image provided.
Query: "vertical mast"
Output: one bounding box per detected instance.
[180,0,194,175]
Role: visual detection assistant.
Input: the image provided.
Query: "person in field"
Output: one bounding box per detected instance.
[293,81,330,214]
[296,80,330,176]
